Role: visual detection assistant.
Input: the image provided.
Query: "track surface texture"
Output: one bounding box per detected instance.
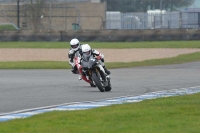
[0,61,200,114]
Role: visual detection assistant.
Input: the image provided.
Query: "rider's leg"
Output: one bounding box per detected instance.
[103,66,111,75]
[99,60,111,75]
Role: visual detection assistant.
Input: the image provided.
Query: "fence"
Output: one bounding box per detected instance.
[0,0,106,31]
[106,11,200,30]
[0,0,200,31]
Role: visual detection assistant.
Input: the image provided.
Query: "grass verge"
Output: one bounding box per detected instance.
[0,92,199,133]
[0,41,200,48]
[0,52,200,69]
[0,24,17,31]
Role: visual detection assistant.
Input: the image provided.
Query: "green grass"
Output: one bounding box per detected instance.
[0,40,200,48]
[0,52,200,69]
[0,92,199,133]
[0,24,16,31]
[0,61,68,69]
[107,52,200,69]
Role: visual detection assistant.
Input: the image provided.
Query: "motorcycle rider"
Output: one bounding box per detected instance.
[68,38,82,74]
[80,44,111,76]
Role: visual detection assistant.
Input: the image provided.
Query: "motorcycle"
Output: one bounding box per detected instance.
[81,54,112,92]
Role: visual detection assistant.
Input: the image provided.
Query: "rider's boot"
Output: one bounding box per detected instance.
[103,66,111,75]
[71,66,77,74]
[78,75,82,80]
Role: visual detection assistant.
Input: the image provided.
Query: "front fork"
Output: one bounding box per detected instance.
[98,64,107,82]
[90,65,107,82]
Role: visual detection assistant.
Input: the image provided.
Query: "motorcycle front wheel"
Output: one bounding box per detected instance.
[92,72,105,92]
[105,79,112,91]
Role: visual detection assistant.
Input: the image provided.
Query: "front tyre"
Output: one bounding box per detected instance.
[92,73,105,92]
[105,77,112,91]
[105,82,112,91]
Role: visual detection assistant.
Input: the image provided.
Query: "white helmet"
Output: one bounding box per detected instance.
[82,44,91,55]
[82,44,92,60]
[70,38,80,51]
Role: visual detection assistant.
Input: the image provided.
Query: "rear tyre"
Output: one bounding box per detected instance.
[92,73,105,92]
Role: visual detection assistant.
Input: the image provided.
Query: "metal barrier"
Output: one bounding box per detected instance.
[106,12,200,30]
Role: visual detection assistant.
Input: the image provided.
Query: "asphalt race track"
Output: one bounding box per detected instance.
[0,61,200,114]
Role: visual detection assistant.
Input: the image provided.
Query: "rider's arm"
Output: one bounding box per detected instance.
[68,49,75,67]
[91,49,105,62]
[92,49,104,59]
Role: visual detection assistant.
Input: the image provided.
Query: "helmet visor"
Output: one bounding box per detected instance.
[71,44,79,49]
[83,51,91,55]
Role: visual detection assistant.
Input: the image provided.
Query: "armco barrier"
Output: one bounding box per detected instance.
[0,29,200,42]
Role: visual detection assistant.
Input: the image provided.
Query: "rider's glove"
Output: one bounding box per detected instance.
[96,56,101,60]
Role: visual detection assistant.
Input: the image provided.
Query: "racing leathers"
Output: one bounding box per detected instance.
[68,47,82,74]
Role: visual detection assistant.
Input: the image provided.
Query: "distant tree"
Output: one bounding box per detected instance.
[23,0,46,30]
[101,0,194,12]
